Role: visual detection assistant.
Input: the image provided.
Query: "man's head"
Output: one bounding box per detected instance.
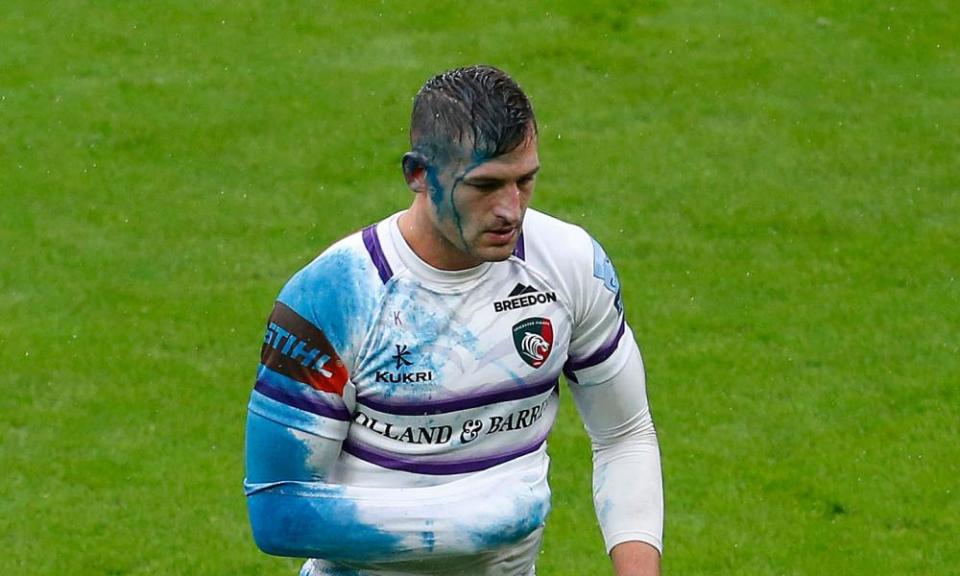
[409,64,537,166]
[402,65,540,270]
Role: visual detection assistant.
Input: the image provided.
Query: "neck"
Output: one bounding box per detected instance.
[398,197,484,271]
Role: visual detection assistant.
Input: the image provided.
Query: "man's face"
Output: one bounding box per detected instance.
[421,134,540,269]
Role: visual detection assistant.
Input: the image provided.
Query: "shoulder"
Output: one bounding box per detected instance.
[519,208,624,325]
[519,208,616,290]
[519,209,595,270]
[275,226,386,353]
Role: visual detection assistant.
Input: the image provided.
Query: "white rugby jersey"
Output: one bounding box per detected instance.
[245,209,660,575]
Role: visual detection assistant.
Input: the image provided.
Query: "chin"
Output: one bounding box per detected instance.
[476,243,517,263]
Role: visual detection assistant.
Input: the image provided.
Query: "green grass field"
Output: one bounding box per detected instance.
[2,1,958,574]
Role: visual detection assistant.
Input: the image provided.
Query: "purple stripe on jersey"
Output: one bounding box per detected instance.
[563,316,627,378]
[254,379,351,421]
[512,232,525,260]
[362,224,393,284]
[341,430,549,475]
[358,378,559,416]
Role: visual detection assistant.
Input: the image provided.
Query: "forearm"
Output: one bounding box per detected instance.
[246,481,405,561]
[611,541,661,576]
[592,419,663,554]
[569,342,665,555]
[245,465,551,562]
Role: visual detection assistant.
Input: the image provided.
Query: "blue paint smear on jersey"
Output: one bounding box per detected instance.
[362,280,480,400]
[300,562,365,576]
[256,364,323,401]
[466,495,549,550]
[247,484,405,562]
[420,530,436,553]
[279,246,378,355]
[245,409,315,483]
[591,238,624,313]
[248,387,345,437]
[594,462,614,525]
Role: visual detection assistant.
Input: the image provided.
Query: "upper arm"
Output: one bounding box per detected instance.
[246,299,354,485]
[244,292,359,557]
[564,236,632,387]
[246,245,379,485]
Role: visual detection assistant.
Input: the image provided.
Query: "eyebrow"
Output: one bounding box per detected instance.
[462,166,540,186]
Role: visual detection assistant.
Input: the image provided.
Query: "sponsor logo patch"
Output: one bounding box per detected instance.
[375,343,434,383]
[494,283,558,313]
[261,301,349,395]
[512,317,554,368]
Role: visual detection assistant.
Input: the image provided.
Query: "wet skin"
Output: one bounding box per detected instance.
[400,134,540,271]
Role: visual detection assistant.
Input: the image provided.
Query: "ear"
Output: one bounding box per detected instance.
[402,152,428,193]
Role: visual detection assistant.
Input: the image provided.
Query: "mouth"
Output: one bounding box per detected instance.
[484,227,517,245]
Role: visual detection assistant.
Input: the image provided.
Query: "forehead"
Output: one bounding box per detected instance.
[462,136,539,179]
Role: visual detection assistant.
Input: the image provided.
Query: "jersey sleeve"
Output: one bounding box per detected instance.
[564,236,630,386]
[244,244,371,554]
[250,299,353,446]
[563,231,663,554]
[245,272,358,489]
[567,341,663,554]
[246,241,377,480]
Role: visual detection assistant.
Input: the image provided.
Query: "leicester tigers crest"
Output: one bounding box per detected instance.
[512,317,554,369]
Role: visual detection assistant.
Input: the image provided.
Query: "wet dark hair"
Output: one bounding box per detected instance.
[410,65,537,164]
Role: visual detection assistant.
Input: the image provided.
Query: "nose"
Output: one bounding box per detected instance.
[492,182,525,224]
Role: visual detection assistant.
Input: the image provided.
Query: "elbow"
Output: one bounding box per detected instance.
[250,525,288,557]
[247,492,309,558]
[248,503,292,557]
[245,484,407,562]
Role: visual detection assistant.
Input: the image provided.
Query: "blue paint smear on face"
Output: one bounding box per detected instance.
[448,153,489,253]
[425,165,447,215]
[421,141,490,256]
[247,484,405,562]
[279,246,378,354]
